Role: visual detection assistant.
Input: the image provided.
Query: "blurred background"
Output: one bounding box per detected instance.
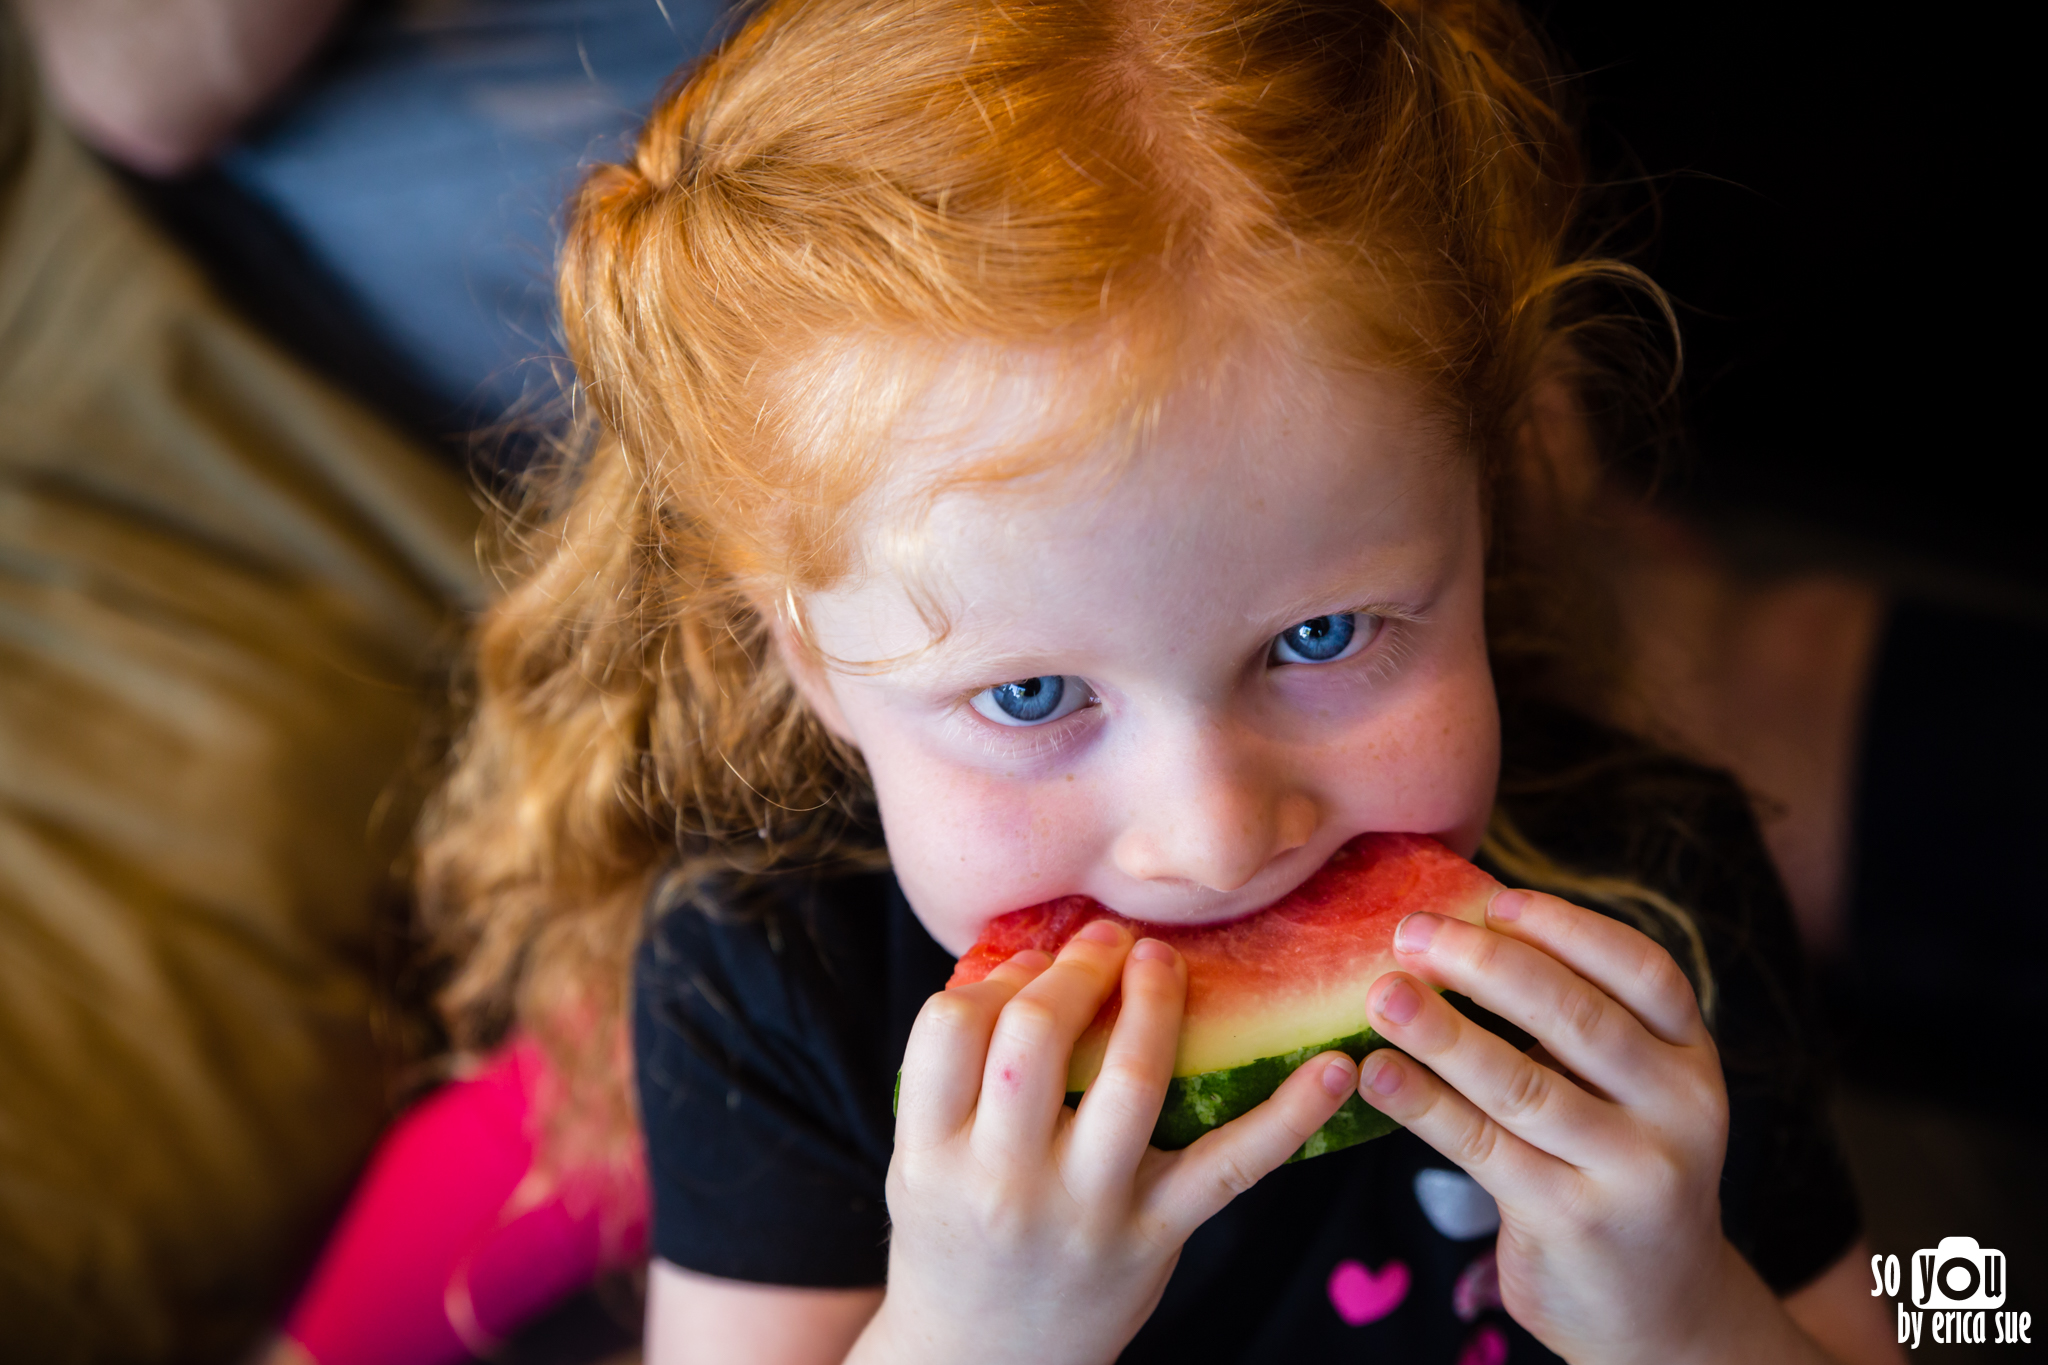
[1,0,2038,1360]
[1536,8,2046,1337]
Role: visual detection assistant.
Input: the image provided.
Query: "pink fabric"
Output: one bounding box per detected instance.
[284,1040,646,1365]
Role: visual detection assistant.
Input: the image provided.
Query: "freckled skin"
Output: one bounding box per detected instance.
[783,355,1500,957]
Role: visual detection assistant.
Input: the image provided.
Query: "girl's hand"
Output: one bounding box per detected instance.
[854,919,1357,1365]
[1356,888,1833,1365]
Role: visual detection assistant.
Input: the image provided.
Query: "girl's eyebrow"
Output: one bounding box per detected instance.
[1251,590,1432,633]
[1275,599,1428,625]
[1237,559,1447,635]
[867,638,1063,691]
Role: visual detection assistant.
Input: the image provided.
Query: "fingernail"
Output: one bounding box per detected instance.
[1488,889,1529,923]
[1374,978,1422,1025]
[1008,948,1053,970]
[1075,918,1128,946]
[1394,912,1441,953]
[1360,1051,1403,1096]
[1320,1056,1357,1097]
[1130,937,1176,964]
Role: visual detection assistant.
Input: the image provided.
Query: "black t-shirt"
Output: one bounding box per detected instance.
[633,706,1861,1362]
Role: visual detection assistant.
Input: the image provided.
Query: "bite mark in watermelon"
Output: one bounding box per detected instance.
[947,832,1499,1160]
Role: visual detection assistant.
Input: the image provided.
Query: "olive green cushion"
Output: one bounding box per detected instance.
[0,12,482,1358]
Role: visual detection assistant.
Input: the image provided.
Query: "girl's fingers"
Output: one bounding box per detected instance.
[1482,889,1708,1046]
[1065,939,1186,1190]
[1363,968,1619,1167]
[1386,909,1680,1108]
[894,950,1052,1150]
[1352,1042,1565,1208]
[973,919,1136,1168]
[1142,1050,1355,1242]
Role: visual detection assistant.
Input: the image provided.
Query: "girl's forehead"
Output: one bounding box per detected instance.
[794,345,1477,672]
[850,334,1456,519]
[907,361,1465,551]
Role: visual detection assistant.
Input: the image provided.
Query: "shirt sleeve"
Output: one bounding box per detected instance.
[1681,788,1865,1294]
[632,875,900,1287]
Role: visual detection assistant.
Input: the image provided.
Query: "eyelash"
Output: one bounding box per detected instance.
[1315,611,1412,667]
[954,611,1415,751]
[1340,614,1414,685]
[952,699,1100,762]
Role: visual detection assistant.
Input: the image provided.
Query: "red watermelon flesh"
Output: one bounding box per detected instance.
[949,832,1499,1098]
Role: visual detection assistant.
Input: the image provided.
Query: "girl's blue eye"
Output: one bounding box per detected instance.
[1270,613,1371,665]
[970,675,1092,727]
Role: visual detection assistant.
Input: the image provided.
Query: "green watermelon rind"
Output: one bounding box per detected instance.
[891,1031,1402,1163]
[1066,1027,1402,1162]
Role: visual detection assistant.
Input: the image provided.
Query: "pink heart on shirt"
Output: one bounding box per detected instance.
[1456,1323,1510,1365]
[1453,1248,1503,1322]
[1326,1258,1410,1326]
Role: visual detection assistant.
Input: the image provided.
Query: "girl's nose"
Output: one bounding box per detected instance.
[1108,723,1319,893]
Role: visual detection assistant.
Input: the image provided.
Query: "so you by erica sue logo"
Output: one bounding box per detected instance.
[1872,1237,2031,1349]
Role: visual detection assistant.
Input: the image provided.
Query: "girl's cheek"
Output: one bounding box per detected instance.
[1318,654,1498,857]
[870,748,1102,956]
[1423,676,1503,856]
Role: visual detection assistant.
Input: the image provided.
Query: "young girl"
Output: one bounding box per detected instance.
[425,0,1904,1360]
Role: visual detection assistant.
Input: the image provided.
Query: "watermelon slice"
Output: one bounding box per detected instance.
[948,833,1499,1160]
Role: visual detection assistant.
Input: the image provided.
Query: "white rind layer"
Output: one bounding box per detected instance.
[1065,883,1490,1090]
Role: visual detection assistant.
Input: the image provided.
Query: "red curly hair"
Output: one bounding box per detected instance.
[419,0,1677,1179]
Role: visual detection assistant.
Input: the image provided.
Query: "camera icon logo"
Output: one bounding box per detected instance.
[1912,1236,2006,1309]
